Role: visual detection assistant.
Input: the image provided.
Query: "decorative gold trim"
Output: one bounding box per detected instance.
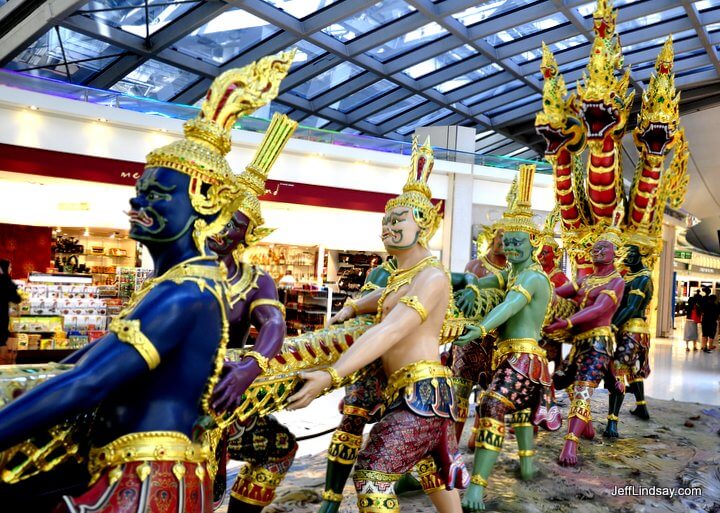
[244,351,269,373]
[629,289,646,298]
[324,366,343,389]
[322,490,344,502]
[88,432,210,484]
[399,295,428,322]
[607,414,619,421]
[471,474,488,487]
[249,298,286,318]
[354,470,403,482]
[564,433,580,443]
[493,338,546,371]
[357,493,400,513]
[342,405,371,418]
[518,449,536,457]
[328,430,363,465]
[484,390,515,409]
[109,318,161,370]
[345,298,360,315]
[599,289,618,305]
[621,318,650,334]
[575,326,614,341]
[510,283,532,303]
[384,360,452,405]
[636,400,647,405]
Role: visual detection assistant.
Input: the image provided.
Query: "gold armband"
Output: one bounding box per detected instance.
[249,299,286,318]
[344,298,360,315]
[518,449,535,457]
[565,318,573,330]
[564,433,580,443]
[399,295,428,322]
[600,289,618,304]
[109,318,161,370]
[324,366,343,389]
[476,324,488,339]
[629,289,646,298]
[244,350,269,373]
[510,284,532,303]
[322,490,343,503]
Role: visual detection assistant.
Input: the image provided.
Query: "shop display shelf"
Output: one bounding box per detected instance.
[15,349,75,364]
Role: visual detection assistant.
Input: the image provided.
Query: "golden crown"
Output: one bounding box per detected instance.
[540,205,561,248]
[385,136,442,248]
[496,164,540,235]
[145,51,295,217]
[237,113,298,245]
[595,202,624,248]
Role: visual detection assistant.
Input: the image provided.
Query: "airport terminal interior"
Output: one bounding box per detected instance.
[0,0,718,512]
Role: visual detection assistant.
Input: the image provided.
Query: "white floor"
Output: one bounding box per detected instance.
[275,324,719,458]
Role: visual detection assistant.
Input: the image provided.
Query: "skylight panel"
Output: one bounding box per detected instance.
[367,95,425,124]
[290,61,364,100]
[396,108,453,136]
[366,22,447,62]
[77,0,200,37]
[322,0,415,42]
[616,7,686,34]
[434,64,502,93]
[452,0,539,26]
[484,13,568,48]
[403,45,477,79]
[262,0,336,19]
[174,9,279,65]
[111,60,200,101]
[329,79,397,113]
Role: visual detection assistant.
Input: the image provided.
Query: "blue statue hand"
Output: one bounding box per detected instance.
[455,324,482,346]
[455,288,477,317]
[211,359,261,413]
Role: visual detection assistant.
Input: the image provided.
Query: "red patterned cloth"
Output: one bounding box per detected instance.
[614,330,651,379]
[57,460,211,513]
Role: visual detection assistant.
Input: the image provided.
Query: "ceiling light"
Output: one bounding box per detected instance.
[97,117,107,123]
[29,105,39,111]
[83,228,90,236]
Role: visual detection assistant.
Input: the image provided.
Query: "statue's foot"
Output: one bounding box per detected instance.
[602,420,619,439]
[461,484,486,512]
[581,421,595,440]
[317,501,342,513]
[558,441,579,467]
[519,457,537,480]
[395,472,422,495]
[630,405,650,420]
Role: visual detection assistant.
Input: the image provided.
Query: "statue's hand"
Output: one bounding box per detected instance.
[328,305,354,327]
[286,371,332,410]
[455,324,482,346]
[211,359,261,413]
[456,287,477,317]
[544,317,568,334]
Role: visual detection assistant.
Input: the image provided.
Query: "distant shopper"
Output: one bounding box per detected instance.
[0,259,21,362]
[278,270,296,288]
[700,291,719,352]
[684,291,702,351]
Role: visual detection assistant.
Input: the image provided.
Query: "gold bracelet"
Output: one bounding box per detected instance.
[249,299,286,318]
[244,350,269,373]
[471,474,488,487]
[565,318,573,330]
[518,449,535,457]
[399,295,428,322]
[477,324,488,338]
[466,284,481,300]
[564,433,580,443]
[345,298,359,315]
[322,490,343,502]
[324,366,343,388]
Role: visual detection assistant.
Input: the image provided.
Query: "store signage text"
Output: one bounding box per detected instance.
[674,250,692,259]
[689,265,719,274]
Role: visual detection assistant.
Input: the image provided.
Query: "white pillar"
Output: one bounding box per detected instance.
[415,126,475,272]
[655,223,676,337]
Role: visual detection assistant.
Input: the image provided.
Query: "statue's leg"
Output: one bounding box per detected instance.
[228,415,298,513]
[352,409,441,513]
[603,381,624,439]
[462,398,506,512]
[559,383,593,466]
[416,456,462,513]
[450,341,483,448]
[510,408,537,480]
[628,378,650,420]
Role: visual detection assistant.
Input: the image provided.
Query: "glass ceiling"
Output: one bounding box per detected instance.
[2,0,719,161]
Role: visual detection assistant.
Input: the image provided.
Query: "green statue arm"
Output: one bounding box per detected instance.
[612,276,651,329]
[478,271,540,331]
[455,272,504,316]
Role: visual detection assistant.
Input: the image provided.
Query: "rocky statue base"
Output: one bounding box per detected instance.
[212,391,720,513]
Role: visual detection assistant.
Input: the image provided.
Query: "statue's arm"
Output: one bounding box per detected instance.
[554,280,577,299]
[566,278,624,326]
[477,272,538,331]
[612,277,650,329]
[331,269,447,379]
[0,281,200,451]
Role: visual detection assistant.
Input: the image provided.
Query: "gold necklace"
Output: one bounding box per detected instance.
[376,256,440,320]
[482,254,505,272]
[581,270,621,290]
[625,268,651,280]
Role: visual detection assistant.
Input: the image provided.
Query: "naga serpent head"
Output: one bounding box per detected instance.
[633,37,680,160]
[577,37,634,142]
[535,43,585,156]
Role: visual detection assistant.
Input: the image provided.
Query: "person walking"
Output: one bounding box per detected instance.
[685,290,702,351]
[0,259,21,363]
[700,291,719,352]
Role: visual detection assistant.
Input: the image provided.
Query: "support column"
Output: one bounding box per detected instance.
[415,126,475,272]
[655,223,676,337]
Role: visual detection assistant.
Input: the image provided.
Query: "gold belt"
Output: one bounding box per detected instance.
[492,338,546,370]
[574,326,614,342]
[621,318,650,335]
[88,431,211,482]
[385,360,452,402]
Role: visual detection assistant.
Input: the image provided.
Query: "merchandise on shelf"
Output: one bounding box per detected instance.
[244,244,318,283]
[116,267,152,302]
[282,288,347,335]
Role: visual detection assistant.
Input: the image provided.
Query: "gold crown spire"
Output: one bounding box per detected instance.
[541,205,561,248]
[145,51,295,218]
[496,164,540,234]
[656,35,674,74]
[596,202,624,247]
[385,136,442,247]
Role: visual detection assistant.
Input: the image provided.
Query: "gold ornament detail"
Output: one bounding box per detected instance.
[495,164,540,235]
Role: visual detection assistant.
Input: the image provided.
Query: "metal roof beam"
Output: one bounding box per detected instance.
[415,54,492,89]
[302,0,378,34]
[347,88,413,123]
[86,54,145,89]
[465,2,558,40]
[445,73,515,103]
[0,0,88,64]
[220,32,300,71]
[377,101,439,134]
[679,0,720,77]
[151,1,232,53]
[346,11,429,55]
[469,85,536,117]
[311,72,379,110]
[173,77,212,104]
[384,34,462,75]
